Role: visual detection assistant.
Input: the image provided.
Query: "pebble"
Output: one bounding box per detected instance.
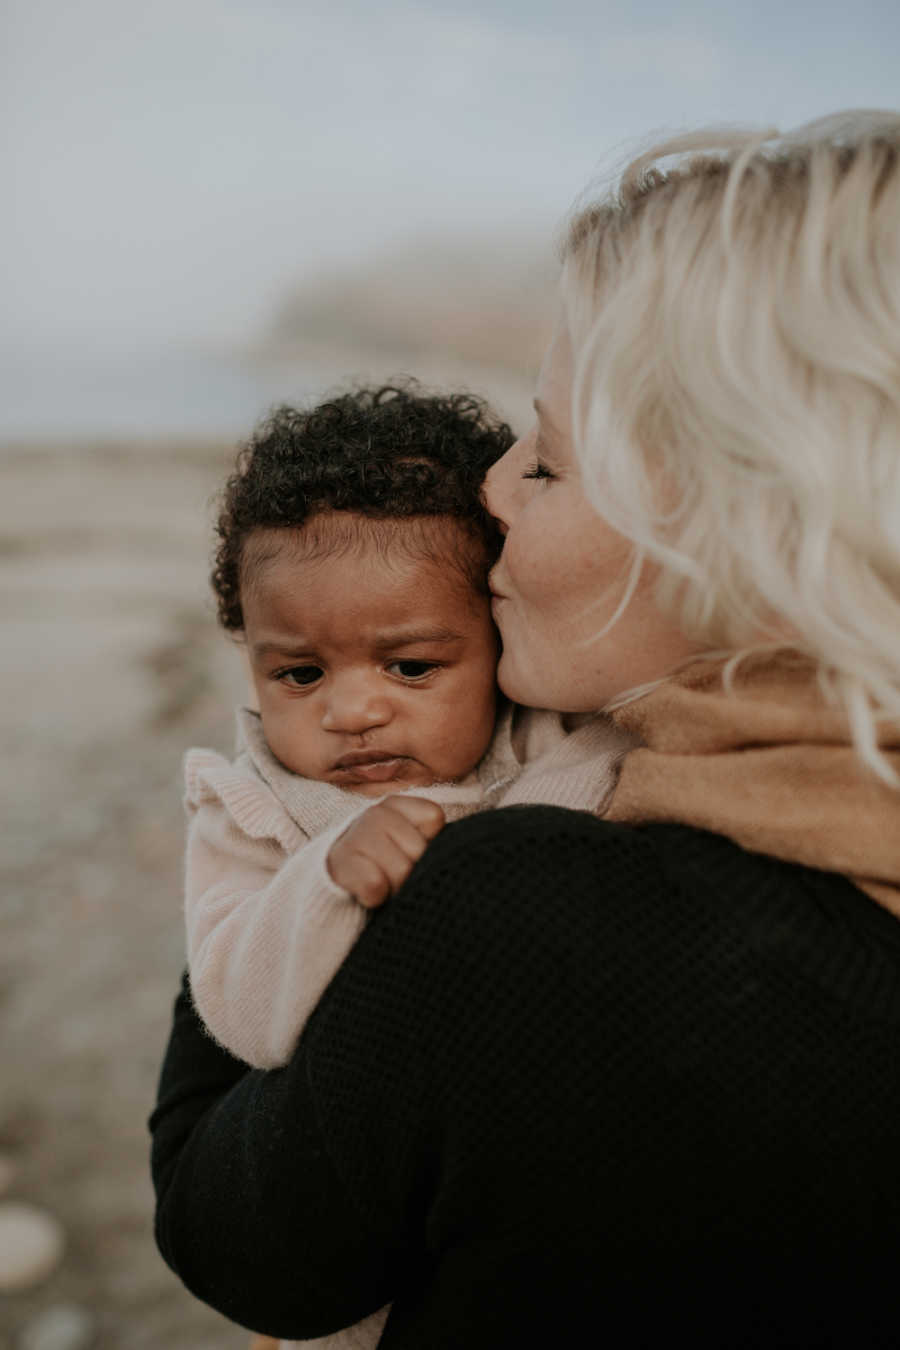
[0,1202,65,1292]
[17,1305,95,1350]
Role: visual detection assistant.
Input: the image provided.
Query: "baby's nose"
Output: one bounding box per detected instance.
[320,678,392,734]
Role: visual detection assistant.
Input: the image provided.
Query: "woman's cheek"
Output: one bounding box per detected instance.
[505,527,542,604]
[514,542,558,614]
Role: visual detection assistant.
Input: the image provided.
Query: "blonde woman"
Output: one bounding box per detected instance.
[151,112,900,1348]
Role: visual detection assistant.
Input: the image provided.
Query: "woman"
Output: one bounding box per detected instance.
[151,112,900,1348]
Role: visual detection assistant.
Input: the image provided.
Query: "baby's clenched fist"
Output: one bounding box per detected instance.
[327,795,446,908]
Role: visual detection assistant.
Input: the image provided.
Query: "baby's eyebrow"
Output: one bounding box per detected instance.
[251,629,463,660]
[373,628,462,649]
[251,640,315,659]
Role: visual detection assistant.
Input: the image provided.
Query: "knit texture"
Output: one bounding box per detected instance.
[607,652,900,908]
[152,807,900,1348]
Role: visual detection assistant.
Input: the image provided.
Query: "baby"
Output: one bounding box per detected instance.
[185,381,628,1079]
[184,383,628,1349]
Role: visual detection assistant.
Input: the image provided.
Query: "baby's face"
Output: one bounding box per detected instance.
[242,517,499,797]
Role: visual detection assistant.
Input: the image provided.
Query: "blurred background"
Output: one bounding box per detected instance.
[1,1,897,1345]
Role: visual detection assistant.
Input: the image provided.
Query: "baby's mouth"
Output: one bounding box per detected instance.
[331,751,411,783]
[333,750,404,769]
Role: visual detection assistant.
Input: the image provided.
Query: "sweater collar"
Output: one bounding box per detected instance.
[605,654,900,916]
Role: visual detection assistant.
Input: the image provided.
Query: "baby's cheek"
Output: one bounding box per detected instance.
[444,688,496,772]
[262,706,318,777]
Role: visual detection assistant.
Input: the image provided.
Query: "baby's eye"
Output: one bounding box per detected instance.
[280,665,323,687]
[386,660,438,681]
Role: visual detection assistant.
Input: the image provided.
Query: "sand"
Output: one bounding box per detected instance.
[1,439,255,1349]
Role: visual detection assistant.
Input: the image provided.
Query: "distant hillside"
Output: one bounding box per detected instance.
[261,233,560,380]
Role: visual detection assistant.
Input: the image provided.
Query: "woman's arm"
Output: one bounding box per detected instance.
[154,804,584,1338]
[151,805,644,1341]
[150,969,420,1340]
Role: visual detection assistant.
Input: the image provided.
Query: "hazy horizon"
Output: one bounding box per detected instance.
[4,0,898,438]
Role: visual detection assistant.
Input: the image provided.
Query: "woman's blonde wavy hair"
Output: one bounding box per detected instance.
[562,111,900,783]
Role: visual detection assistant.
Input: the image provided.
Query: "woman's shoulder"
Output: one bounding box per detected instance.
[416,804,740,896]
[405,806,900,979]
[305,807,900,1234]
[390,806,704,965]
[424,803,876,895]
[418,804,658,888]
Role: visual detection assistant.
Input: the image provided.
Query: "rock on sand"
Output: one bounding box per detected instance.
[0,1201,64,1292]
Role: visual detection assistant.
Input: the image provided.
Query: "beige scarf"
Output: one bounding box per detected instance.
[605,653,900,914]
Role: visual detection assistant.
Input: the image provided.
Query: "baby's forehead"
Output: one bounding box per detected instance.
[312,509,471,551]
[245,511,481,574]
[241,511,491,630]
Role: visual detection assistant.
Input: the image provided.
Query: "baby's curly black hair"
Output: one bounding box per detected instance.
[212,381,514,630]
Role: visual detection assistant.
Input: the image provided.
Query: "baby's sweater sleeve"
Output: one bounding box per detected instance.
[183,750,369,1070]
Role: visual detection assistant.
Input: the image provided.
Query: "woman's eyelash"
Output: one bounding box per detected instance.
[521,460,555,481]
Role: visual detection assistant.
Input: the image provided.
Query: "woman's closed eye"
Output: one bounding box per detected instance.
[277,665,323,687]
[386,660,439,681]
[521,458,556,483]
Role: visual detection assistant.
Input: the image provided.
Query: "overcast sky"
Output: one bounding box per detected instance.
[4,0,899,358]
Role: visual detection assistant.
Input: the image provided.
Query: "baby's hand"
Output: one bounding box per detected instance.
[327,796,446,908]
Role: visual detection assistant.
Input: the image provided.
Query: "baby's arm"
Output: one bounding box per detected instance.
[186,786,445,1071]
[185,796,371,1069]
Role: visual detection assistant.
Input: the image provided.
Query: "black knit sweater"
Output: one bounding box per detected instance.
[150,806,900,1347]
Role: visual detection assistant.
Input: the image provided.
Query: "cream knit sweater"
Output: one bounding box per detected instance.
[184,701,630,1350]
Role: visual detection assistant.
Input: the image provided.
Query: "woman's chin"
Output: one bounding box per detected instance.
[497,648,604,714]
[496,649,553,710]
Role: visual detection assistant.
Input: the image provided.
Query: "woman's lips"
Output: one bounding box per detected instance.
[488,571,507,601]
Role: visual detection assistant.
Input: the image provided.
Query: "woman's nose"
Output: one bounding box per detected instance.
[320,677,392,734]
[483,459,511,533]
[484,434,531,532]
